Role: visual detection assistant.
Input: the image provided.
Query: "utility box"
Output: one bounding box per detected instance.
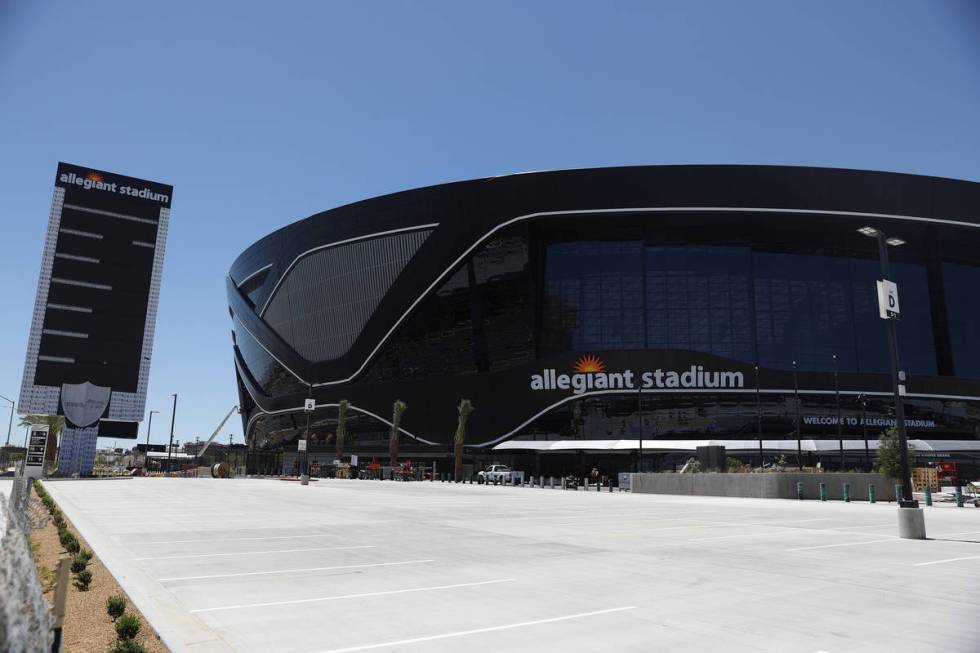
[696,445,726,472]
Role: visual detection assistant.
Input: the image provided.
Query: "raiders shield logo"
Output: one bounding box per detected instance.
[60,382,111,428]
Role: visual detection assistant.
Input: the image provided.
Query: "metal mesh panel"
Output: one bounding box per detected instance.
[263,229,431,362]
[0,477,54,652]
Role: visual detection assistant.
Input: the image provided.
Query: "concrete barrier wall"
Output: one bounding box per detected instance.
[629,472,896,501]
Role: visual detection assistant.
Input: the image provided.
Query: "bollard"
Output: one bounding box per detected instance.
[584,478,589,491]
[796,482,804,500]
[868,483,876,504]
[894,484,902,503]
[956,485,964,508]
[561,477,566,490]
[550,476,555,488]
[843,483,851,503]
[924,486,932,506]
[819,482,827,502]
[596,479,601,493]
[608,480,613,493]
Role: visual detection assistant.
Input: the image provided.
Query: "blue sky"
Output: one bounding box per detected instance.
[1,1,978,447]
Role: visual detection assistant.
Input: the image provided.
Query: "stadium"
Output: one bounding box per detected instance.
[227,165,980,478]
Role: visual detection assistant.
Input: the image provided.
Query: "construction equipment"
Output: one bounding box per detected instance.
[196,406,240,458]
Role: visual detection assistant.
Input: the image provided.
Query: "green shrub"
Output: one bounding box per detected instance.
[73,569,92,591]
[114,613,141,640]
[58,529,77,550]
[71,553,88,574]
[109,638,147,653]
[62,533,80,554]
[106,595,127,621]
[78,548,93,563]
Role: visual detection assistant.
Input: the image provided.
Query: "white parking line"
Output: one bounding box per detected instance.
[313,606,639,653]
[159,558,435,582]
[689,530,810,543]
[136,545,374,561]
[787,529,980,552]
[190,578,516,613]
[143,534,332,545]
[785,538,897,552]
[914,555,980,567]
[933,530,980,538]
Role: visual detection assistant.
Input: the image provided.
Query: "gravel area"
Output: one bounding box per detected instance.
[31,483,169,653]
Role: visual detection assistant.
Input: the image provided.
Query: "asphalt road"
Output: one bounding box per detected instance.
[43,477,980,653]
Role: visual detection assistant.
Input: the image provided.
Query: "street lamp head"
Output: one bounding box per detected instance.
[885,237,906,247]
[857,226,880,237]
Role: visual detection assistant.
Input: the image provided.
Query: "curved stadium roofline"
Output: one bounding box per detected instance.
[228,165,980,479]
[231,164,980,283]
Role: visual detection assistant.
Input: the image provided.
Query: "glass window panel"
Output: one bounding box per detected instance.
[233,317,307,396]
[542,241,643,353]
[645,246,754,362]
[944,262,980,378]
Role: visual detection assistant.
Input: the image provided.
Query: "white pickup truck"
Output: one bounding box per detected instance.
[478,464,516,483]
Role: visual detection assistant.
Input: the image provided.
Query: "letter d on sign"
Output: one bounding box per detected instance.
[877,279,900,319]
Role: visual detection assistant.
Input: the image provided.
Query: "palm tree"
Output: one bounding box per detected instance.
[18,414,65,438]
[389,400,407,465]
[335,400,349,461]
[454,399,474,482]
[18,414,65,471]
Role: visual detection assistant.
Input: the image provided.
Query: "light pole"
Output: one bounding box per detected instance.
[857,227,916,505]
[857,226,924,537]
[636,379,643,473]
[755,365,763,467]
[0,393,14,447]
[144,409,159,474]
[833,354,843,470]
[166,394,177,474]
[301,387,313,485]
[793,360,801,469]
[859,393,870,471]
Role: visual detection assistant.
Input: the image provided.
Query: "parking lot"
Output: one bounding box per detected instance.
[44,477,980,653]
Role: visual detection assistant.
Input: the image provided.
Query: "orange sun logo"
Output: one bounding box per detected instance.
[85,172,103,183]
[574,355,606,373]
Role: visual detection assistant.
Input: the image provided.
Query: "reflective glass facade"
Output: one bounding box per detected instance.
[232,315,307,397]
[944,262,980,379]
[359,218,945,380]
[364,228,532,381]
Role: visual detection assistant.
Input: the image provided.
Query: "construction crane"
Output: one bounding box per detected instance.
[197,406,240,457]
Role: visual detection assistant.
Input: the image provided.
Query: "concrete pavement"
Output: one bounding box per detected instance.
[43,477,980,653]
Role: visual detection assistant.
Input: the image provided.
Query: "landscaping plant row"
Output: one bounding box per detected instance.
[33,481,151,653]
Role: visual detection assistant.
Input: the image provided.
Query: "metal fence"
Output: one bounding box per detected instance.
[0,471,54,653]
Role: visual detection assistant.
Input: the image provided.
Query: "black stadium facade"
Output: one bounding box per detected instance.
[228,165,980,478]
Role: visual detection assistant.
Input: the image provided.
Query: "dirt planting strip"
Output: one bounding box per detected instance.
[31,482,169,653]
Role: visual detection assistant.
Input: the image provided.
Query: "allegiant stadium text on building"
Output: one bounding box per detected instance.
[530,366,744,394]
[58,172,170,204]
